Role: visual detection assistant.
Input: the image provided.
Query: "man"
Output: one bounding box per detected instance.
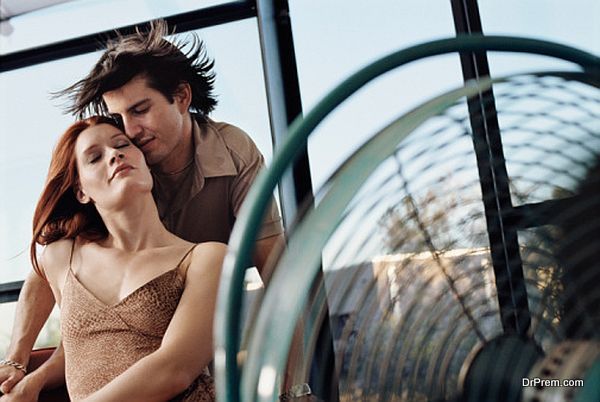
[0,20,290,398]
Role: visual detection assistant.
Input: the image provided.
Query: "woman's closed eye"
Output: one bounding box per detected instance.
[88,153,101,164]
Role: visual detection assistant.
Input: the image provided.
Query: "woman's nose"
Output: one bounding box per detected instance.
[110,152,125,164]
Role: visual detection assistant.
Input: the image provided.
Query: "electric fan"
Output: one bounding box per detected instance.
[214,36,600,402]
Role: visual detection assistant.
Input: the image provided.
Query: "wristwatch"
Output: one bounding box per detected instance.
[279,383,312,400]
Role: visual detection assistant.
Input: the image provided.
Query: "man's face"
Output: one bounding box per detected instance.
[102,75,190,172]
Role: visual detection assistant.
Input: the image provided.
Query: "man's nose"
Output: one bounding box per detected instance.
[122,117,142,139]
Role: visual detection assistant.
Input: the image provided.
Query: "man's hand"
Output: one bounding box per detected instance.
[0,365,25,395]
[253,233,285,286]
[0,373,43,402]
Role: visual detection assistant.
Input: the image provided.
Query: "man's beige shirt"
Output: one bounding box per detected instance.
[152,116,283,243]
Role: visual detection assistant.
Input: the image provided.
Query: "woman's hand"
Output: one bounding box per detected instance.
[0,365,25,395]
[0,374,42,402]
[1,344,66,402]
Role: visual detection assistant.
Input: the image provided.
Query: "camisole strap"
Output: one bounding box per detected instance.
[176,244,199,280]
[69,238,76,269]
[62,238,77,291]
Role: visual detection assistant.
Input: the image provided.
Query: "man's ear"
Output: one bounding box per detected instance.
[173,82,192,113]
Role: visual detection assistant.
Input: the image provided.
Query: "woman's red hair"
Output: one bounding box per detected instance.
[30,116,120,276]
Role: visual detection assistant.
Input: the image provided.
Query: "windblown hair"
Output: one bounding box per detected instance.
[57,19,217,119]
[30,116,119,276]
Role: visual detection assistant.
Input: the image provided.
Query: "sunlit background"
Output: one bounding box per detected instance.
[1,0,598,358]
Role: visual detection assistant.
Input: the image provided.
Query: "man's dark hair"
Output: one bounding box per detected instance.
[58,19,217,118]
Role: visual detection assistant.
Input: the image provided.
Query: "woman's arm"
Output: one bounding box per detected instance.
[0,272,54,395]
[29,342,66,391]
[81,242,226,402]
[0,240,70,396]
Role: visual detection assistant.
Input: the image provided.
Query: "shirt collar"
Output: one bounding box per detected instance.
[192,115,238,179]
[152,115,238,214]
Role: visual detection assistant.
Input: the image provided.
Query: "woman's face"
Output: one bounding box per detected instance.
[74,123,152,209]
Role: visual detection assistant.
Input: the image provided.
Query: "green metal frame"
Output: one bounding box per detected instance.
[240,70,600,401]
[243,75,496,401]
[214,35,599,402]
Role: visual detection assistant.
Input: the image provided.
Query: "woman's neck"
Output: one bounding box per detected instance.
[96,193,175,252]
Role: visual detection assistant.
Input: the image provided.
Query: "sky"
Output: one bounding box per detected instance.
[0,0,598,345]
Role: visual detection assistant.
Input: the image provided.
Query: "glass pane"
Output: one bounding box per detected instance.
[1,0,231,55]
[479,0,600,207]
[0,56,93,283]
[480,0,599,55]
[496,75,599,206]
[479,1,599,86]
[289,0,462,190]
[0,303,61,355]
[0,18,273,283]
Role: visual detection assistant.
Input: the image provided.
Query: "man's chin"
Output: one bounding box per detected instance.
[144,153,162,167]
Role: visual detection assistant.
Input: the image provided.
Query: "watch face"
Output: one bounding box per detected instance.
[290,383,312,396]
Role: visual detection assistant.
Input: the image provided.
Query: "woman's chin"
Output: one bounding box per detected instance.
[101,185,154,210]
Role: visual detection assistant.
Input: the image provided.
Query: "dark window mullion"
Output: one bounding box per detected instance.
[0,281,23,303]
[450,0,531,336]
[0,0,257,73]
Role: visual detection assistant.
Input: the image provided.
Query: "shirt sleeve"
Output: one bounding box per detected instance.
[228,129,284,240]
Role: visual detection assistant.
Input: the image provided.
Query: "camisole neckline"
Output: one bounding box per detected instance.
[66,243,197,308]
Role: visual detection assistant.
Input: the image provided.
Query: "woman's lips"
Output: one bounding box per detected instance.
[110,164,133,181]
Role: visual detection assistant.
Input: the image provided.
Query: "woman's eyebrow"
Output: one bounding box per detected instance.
[82,143,100,154]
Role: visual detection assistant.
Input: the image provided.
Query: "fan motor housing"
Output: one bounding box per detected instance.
[460,334,543,402]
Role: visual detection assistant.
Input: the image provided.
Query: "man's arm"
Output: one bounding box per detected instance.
[253,233,285,286]
[225,124,285,280]
[226,125,309,397]
[0,271,55,394]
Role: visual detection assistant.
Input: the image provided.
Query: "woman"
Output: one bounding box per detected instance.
[4,116,224,401]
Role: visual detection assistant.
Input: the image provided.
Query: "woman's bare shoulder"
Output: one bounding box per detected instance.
[188,242,227,275]
[193,241,228,258]
[39,238,74,278]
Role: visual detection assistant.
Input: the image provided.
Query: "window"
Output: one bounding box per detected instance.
[1,0,229,54]
[290,0,464,189]
[0,8,273,349]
